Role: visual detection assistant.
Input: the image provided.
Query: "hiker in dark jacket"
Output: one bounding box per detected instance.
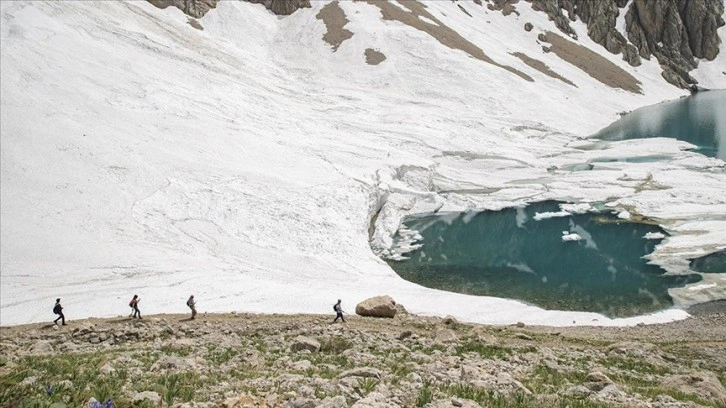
[53,298,66,325]
[187,295,197,319]
[333,299,345,323]
[129,295,141,319]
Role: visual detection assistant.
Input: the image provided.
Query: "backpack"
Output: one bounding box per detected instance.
[53,304,61,314]
[333,304,336,312]
[129,299,135,308]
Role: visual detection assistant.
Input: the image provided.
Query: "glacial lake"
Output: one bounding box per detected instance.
[387,201,702,318]
[593,90,726,160]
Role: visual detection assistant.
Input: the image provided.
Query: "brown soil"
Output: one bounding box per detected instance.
[511,52,576,86]
[364,0,534,82]
[543,31,643,93]
[316,1,353,52]
[364,48,387,65]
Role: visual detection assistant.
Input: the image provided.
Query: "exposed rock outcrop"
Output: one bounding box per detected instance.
[525,0,724,88]
[148,0,310,18]
[148,0,217,18]
[625,0,724,87]
[246,0,312,16]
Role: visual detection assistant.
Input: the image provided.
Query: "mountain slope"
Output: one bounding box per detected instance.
[1,0,724,326]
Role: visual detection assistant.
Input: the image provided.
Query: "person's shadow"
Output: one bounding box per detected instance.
[40,323,58,330]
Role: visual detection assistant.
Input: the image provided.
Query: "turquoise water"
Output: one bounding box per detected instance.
[690,250,726,273]
[388,201,702,317]
[593,90,726,160]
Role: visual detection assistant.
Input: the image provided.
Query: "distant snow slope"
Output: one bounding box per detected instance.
[2,1,724,326]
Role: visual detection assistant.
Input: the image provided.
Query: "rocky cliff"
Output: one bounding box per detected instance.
[526,0,724,88]
[148,0,311,17]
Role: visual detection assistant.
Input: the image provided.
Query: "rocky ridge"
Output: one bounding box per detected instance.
[149,0,723,89]
[2,311,725,407]
[522,0,724,88]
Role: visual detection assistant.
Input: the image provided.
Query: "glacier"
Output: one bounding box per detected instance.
[1,0,725,326]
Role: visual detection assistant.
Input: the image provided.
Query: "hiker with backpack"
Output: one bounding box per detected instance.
[129,295,141,319]
[186,295,197,319]
[53,298,66,325]
[333,299,345,323]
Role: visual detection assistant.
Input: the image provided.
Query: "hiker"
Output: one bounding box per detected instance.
[187,295,197,319]
[53,298,66,325]
[333,299,345,323]
[129,295,141,319]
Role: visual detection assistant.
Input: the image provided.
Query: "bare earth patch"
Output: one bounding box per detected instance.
[364,48,387,65]
[511,52,576,86]
[187,18,203,31]
[543,31,642,93]
[364,0,533,82]
[316,1,353,52]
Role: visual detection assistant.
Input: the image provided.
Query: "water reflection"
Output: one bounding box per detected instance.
[593,90,726,160]
[388,201,702,317]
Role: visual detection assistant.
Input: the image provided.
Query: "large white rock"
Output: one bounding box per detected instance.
[355,296,397,318]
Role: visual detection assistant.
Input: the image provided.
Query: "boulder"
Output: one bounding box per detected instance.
[29,340,53,355]
[586,371,614,392]
[434,329,458,343]
[355,296,397,318]
[290,336,320,353]
[661,371,726,402]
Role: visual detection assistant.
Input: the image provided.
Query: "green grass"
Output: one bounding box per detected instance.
[319,337,353,355]
[415,381,434,407]
[600,357,670,376]
[454,342,513,359]
[206,346,239,365]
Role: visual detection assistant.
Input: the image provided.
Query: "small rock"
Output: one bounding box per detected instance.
[559,385,592,398]
[29,340,54,354]
[99,363,115,375]
[317,396,346,408]
[516,322,526,328]
[285,398,315,408]
[20,375,38,386]
[133,391,161,404]
[524,22,533,32]
[292,359,312,371]
[435,329,458,343]
[339,367,381,380]
[598,384,626,400]
[515,332,533,340]
[586,371,613,391]
[397,330,412,340]
[88,337,101,344]
[443,316,458,325]
[351,392,397,408]
[290,336,320,353]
